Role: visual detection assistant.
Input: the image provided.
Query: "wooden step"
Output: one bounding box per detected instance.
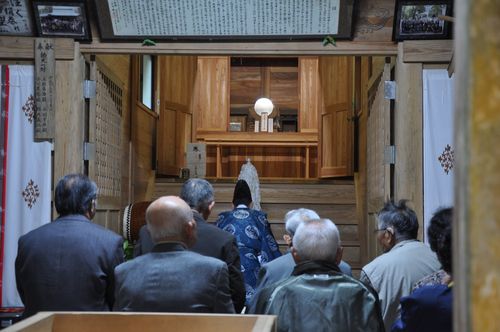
[153,179,362,270]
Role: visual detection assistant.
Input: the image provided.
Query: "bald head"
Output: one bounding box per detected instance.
[146,196,195,245]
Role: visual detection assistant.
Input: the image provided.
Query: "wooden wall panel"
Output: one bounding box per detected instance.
[230,67,262,105]
[133,106,156,202]
[268,67,298,110]
[299,57,319,133]
[160,55,197,109]
[154,181,361,270]
[367,62,391,213]
[319,56,354,177]
[157,108,177,174]
[394,43,423,236]
[194,56,229,133]
[176,111,192,167]
[94,55,131,207]
[157,56,197,176]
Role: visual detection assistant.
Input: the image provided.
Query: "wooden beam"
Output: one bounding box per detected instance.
[402,40,453,63]
[80,40,397,56]
[0,36,75,60]
[394,43,424,238]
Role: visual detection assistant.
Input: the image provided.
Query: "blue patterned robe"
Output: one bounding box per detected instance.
[216,207,281,304]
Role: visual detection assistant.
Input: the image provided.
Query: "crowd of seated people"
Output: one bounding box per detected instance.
[15,174,453,332]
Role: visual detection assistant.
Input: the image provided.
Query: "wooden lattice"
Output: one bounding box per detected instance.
[95,69,122,198]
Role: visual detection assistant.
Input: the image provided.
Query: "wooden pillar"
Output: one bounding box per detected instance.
[53,43,85,183]
[394,43,424,237]
[455,0,500,331]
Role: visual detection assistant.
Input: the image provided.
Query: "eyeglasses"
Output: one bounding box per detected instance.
[373,228,387,234]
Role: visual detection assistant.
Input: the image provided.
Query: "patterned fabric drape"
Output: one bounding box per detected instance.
[423,69,455,240]
[0,65,52,307]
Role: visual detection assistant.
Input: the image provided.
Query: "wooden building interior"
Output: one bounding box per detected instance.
[2,0,499,329]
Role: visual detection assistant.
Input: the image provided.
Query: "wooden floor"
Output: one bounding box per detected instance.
[154,179,363,273]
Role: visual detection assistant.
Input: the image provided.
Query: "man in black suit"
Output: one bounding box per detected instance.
[15,174,124,318]
[114,196,234,313]
[134,178,245,312]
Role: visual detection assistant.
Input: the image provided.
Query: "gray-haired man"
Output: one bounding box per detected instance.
[250,218,384,332]
[254,208,352,292]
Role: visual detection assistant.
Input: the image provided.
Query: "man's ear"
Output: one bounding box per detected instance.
[335,247,344,265]
[283,234,292,246]
[291,247,301,264]
[208,201,215,212]
[185,219,197,247]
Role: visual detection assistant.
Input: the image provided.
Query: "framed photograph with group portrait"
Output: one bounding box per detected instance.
[32,0,92,42]
[392,0,453,41]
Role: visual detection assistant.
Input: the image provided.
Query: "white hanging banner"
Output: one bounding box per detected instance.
[423,69,454,241]
[0,65,52,307]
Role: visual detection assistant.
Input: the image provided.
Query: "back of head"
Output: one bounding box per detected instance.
[427,207,452,253]
[146,196,194,244]
[284,208,320,236]
[378,199,419,241]
[54,173,97,217]
[293,218,340,263]
[436,225,452,275]
[180,178,214,214]
[232,179,252,207]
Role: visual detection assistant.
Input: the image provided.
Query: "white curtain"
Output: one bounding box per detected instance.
[1,65,52,307]
[423,69,455,241]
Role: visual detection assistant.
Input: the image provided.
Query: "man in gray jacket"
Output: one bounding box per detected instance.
[114,196,234,313]
[254,208,352,292]
[250,218,384,332]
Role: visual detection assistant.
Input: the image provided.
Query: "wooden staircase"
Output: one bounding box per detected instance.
[154,179,363,273]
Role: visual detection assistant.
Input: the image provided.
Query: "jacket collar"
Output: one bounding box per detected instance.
[55,214,91,223]
[292,260,341,276]
[152,242,187,253]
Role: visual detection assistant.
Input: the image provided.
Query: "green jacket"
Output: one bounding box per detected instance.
[249,260,385,332]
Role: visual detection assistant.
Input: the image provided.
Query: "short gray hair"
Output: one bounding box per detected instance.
[284,208,320,236]
[180,178,214,213]
[293,218,340,263]
[146,197,194,243]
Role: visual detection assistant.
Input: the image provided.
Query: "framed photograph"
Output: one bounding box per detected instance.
[392,0,453,41]
[32,0,91,42]
[0,0,35,36]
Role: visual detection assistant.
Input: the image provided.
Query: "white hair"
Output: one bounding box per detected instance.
[293,218,340,262]
[284,208,320,236]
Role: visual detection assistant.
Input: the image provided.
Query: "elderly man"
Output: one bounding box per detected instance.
[360,200,440,331]
[134,178,245,312]
[250,218,384,332]
[15,174,124,318]
[114,196,234,313]
[254,208,352,292]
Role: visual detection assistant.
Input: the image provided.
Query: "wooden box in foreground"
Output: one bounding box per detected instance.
[3,312,276,332]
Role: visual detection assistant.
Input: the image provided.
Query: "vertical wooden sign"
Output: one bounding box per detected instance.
[34,38,55,140]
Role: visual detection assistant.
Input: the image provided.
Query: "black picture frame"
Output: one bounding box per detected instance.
[392,0,453,41]
[94,0,355,42]
[32,0,92,42]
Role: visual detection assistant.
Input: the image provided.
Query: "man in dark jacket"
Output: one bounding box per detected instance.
[114,196,234,313]
[134,178,245,312]
[249,218,385,332]
[15,174,124,318]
